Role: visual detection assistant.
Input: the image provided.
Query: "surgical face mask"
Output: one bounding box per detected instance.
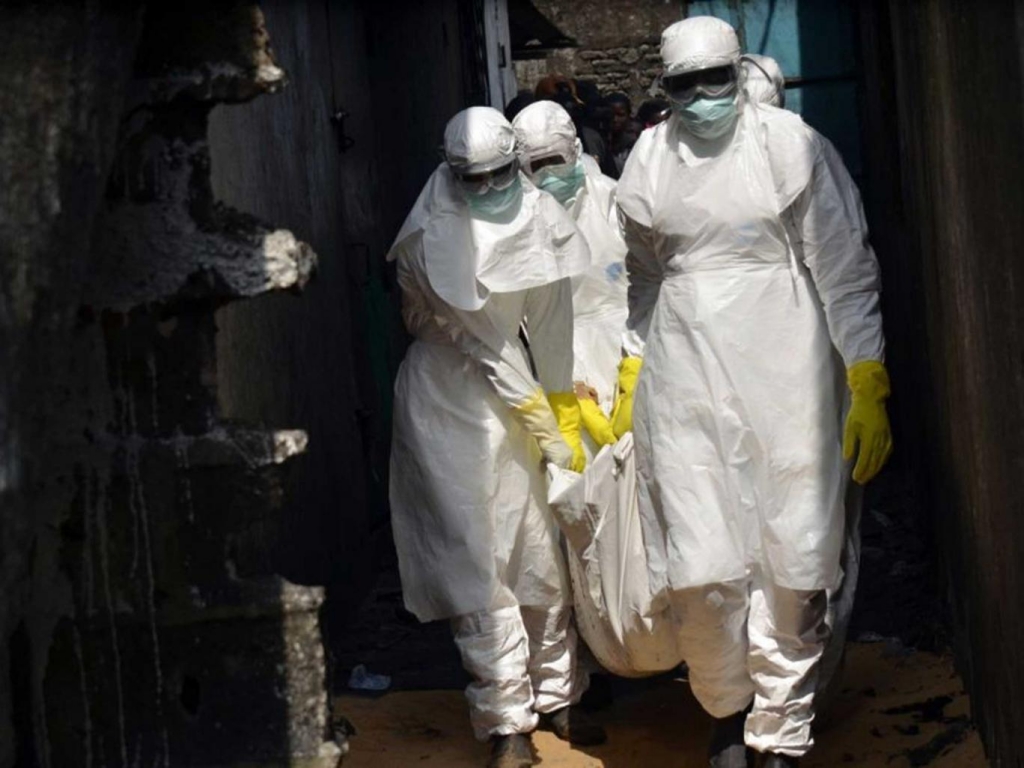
[673,94,739,140]
[534,160,585,206]
[465,176,523,219]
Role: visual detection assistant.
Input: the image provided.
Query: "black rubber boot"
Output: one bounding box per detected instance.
[540,706,608,746]
[487,733,534,768]
[708,710,753,768]
[759,753,799,768]
[578,672,615,711]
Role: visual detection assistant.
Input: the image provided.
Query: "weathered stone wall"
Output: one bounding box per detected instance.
[0,3,340,766]
[514,0,684,104]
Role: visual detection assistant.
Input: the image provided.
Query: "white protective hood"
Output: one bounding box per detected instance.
[512,101,624,308]
[511,100,581,170]
[743,53,786,107]
[388,106,590,311]
[661,16,741,77]
[443,104,518,173]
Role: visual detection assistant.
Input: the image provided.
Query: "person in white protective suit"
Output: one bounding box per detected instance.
[613,17,893,768]
[741,53,786,108]
[387,106,607,768]
[740,52,865,724]
[511,101,628,453]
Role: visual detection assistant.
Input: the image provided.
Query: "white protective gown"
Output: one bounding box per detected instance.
[568,155,629,414]
[617,100,884,598]
[510,100,629,414]
[388,164,590,623]
[741,54,866,709]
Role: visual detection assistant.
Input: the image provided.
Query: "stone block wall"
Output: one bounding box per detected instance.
[514,0,684,105]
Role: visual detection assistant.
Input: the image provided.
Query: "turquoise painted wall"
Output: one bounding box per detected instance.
[688,0,862,175]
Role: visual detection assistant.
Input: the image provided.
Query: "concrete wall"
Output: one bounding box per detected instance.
[860,2,1024,765]
[514,0,685,104]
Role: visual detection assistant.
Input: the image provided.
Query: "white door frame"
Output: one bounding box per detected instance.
[482,0,517,109]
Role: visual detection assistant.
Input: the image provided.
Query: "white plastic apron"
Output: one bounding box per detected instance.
[634,118,846,596]
[390,293,571,623]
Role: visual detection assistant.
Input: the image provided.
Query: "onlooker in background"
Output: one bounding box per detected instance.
[534,74,581,105]
[582,99,620,177]
[636,98,671,129]
[504,89,536,121]
[605,92,638,178]
[573,78,603,110]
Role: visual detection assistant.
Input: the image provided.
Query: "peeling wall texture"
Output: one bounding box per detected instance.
[859,2,1024,766]
[0,3,339,766]
[514,0,685,104]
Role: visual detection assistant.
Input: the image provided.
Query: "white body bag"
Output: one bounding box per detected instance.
[547,434,683,677]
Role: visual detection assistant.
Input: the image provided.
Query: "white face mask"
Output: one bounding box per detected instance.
[673,94,739,140]
[464,176,524,220]
[535,161,586,206]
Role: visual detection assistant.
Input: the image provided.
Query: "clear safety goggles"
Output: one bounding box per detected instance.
[452,159,520,196]
[662,65,738,106]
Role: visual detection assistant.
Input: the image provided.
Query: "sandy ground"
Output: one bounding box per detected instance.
[335,643,985,767]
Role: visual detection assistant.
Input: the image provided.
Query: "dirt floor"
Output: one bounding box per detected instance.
[335,642,984,767]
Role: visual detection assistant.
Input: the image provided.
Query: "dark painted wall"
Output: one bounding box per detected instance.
[209,0,471,626]
[210,0,372,601]
[0,4,339,764]
[860,2,1024,765]
[0,7,140,761]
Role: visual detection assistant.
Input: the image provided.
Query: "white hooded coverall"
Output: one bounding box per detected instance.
[511,101,629,418]
[388,108,591,739]
[742,53,786,108]
[740,52,865,714]
[617,19,885,756]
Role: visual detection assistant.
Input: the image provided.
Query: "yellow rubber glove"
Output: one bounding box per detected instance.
[579,398,618,446]
[514,390,574,469]
[611,357,643,438]
[548,391,588,472]
[843,360,894,485]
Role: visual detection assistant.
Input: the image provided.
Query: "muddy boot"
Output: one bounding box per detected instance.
[539,706,608,746]
[708,710,752,768]
[759,754,799,768]
[487,734,534,768]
